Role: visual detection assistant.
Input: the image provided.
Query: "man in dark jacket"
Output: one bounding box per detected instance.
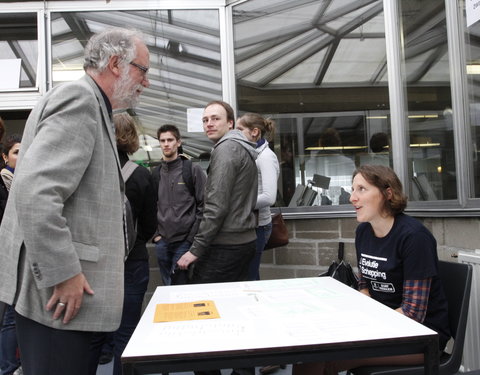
[152,124,206,285]
[177,100,258,284]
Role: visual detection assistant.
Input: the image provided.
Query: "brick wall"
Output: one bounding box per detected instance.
[144,216,480,305]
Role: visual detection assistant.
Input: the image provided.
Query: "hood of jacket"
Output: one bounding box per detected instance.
[256,139,270,155]
[214,129,258,161]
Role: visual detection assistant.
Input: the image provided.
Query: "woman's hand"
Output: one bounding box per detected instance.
[359,288,371,297]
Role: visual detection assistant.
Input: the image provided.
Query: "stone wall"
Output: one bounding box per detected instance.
[144,216,480,305]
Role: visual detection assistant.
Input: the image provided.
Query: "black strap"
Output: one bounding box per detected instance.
[153,158,195,199]
[121,160,139,182]
[181,159,195,197]
[338,242,344,261]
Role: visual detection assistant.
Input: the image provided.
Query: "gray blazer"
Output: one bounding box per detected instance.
[0,75,125,332]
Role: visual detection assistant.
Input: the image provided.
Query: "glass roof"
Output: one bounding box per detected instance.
[1,0,452,163]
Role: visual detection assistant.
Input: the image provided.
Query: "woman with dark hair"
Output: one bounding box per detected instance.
[1,134,21,191]
[293,165,450,375]
[88,112,156,375]
[1,134,22,375]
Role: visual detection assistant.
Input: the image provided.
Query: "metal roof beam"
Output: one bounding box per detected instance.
[7,40,36,86]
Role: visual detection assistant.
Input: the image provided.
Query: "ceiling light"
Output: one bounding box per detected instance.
[305,146,368,151]
[305,144,440,152]
[408,114,438,119]
[409,143,440,147]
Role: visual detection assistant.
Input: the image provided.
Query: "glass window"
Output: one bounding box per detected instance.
[51,9,222,165]
[399,0,456,201]
[0,13,38,90]
[465,6,480,199]
[233,0,389,207]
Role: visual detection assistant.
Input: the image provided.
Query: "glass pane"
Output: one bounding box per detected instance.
[234,0,389,207]
[51,9,222,164]
[465,7,480,198]
[0,13,38,90]
[400,1,456,201]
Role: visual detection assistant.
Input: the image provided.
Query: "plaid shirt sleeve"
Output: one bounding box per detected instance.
[358,273,368,291]
[401,278,432,323]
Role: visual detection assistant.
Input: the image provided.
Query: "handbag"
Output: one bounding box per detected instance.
[319,242,358,289]
[264,212,289,250]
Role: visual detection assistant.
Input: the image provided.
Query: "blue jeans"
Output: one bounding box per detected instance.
[88,259,149,375]
[247,223,273,281]
[0,305,19,375]
[155,239,191,285]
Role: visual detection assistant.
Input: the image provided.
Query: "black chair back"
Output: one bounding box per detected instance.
[438,260,473,373]
[351,260,473,375]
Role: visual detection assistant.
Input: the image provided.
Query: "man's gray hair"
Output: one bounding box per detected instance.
[83,28,144,73]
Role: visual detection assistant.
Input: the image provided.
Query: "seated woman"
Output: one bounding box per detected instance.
[293,164,450,375]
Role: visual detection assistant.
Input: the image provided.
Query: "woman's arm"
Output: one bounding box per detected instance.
[255,148,279,209]
[357,274,371,296]
[395,278,431,323]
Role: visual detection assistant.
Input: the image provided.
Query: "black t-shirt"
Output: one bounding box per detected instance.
[355,213,451,348]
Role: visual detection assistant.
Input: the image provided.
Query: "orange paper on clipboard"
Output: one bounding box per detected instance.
[154,300,220,322]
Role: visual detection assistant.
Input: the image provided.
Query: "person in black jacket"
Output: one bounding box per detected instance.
[152,124,206,286]
[88,112,157,375]
[0,132,22,375]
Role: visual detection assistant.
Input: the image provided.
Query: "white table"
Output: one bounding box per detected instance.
[122,277,439,374]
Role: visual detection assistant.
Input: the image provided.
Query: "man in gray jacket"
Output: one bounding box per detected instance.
[0,28,149,375]
[152,124,206,285]
[177,100,258,283]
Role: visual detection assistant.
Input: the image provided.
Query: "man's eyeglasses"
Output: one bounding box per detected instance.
[129,61,149,75]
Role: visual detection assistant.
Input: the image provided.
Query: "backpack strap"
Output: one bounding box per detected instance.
[181,158,195,198]
[152,157,196,198]
[152,165,160,194]
[121,160,139,183]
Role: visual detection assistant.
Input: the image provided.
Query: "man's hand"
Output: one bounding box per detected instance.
[177,251,198,270]
[46,272,94,324]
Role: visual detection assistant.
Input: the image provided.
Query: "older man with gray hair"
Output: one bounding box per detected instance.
[0,27,149,375]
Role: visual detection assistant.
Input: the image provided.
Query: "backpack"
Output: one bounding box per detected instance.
[121,160,139,256]
[153,157,195,198]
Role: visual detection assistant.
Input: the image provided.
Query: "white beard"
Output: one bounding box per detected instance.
[112,68,142,109]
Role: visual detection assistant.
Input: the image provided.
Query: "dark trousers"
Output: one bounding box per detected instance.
[15,312,93,375]
[247,223,273,281]
[192,241,255,375]
[88,259,149,375]
[0,305,20,375]
[191,241,256,284]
